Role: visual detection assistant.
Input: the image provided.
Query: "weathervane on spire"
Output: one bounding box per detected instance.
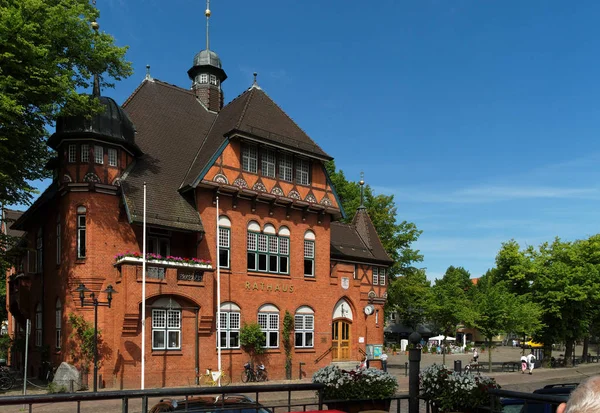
[205,0,211,51]
[91,0,101,97]
[359,171,365,209]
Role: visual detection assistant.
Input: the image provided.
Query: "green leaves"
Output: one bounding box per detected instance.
[0,0,132,206]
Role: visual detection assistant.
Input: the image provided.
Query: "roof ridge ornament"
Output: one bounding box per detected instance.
[251,72,261,90]
[145,64,153,81]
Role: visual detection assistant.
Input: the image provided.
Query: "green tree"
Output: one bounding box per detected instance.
[240,322,265,366]
[0,0,132,207]
[428,266,473,365]
[387,268,431,331]
[325,161,423,279]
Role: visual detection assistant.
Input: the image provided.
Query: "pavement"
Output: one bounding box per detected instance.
[1,346,599,412]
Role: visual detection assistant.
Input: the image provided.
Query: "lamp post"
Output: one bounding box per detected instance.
[74,283,116,392]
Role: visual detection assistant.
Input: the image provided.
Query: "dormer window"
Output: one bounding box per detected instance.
[199,74,208,84]
[261,148,276,178]
[278,153,293,182]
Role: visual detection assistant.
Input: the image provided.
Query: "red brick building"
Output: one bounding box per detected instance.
[5,13,392,389]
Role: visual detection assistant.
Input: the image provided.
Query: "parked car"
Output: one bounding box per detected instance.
[500,383,577,412]
[150,394,273,413]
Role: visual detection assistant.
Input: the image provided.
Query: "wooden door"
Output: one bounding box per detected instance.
[331,320,351,360]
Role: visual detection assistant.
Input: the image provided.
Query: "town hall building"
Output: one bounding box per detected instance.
[4,6,392,389]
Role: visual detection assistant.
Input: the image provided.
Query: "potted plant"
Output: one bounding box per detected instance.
[313,365,398,413]
[420,364,500,413]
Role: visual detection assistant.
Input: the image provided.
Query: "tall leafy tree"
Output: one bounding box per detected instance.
[0,0,132,207]
[387,268,431,332]
[428,266,473,365]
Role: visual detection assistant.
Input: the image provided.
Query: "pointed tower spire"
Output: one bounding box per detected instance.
[358,171,366,209]
[205,0,211,51]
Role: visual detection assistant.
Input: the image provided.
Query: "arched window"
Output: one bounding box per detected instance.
[55,299,62,349]
[304,230,315,277]
[247,222,290,274]
[219,302,240,349]
[76,206,86,259]
[258,304,279,348]
[35,303,42,347]
[218,216,231,269]
[151,297,181,350]
[294,306,314,348]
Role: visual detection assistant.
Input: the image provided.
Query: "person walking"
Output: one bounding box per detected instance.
[526,352,536,375]
[380,351,388,372]
[521,355,528,374]
[473,348,479,363]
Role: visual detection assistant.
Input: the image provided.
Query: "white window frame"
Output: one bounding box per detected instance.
[219,216,231,269]
[68,145,77,163]
[199,73,208,84]
[296,158,310,185]
[373,267,379,285]
[210,74,217,85]
[35,303,42,347]
[94,145,103,164]
[108,148,117,167]
[380,268,386,286]
[77,206,86,259]
[56,215,61,265]
[278,153,293,182]
[294,307,314,348]
[242,145,258,173]
[219,303,240,349]
[304,230,315,277]
[81,144,89,163]
[258,305,279,349]
[152,308,181,350]
[261,148,276,178]
[247,222,289,274]
[36,227,43,273]
[55,299,62,349]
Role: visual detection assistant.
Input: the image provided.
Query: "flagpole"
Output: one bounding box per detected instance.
[141,182,147,389]
[216,195,222,381]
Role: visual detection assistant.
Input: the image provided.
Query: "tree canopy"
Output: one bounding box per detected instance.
[0,0,132,206]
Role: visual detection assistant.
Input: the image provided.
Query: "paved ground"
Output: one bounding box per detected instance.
[1,345,599,412]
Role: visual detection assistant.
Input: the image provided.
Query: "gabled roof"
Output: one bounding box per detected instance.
[330,212,393,265]
[183,85,332,188]
[121,79,217,231]
[2,209,25,238]
[352,207,392,263]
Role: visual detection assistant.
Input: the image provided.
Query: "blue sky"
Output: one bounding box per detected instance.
[22,0,600,280]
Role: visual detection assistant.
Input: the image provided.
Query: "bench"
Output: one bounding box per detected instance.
[502,362,519,372]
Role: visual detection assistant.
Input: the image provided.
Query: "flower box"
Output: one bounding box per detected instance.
[114,256,212,270]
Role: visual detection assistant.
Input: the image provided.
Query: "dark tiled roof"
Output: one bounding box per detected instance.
[3,209,25,238]
[183,86,332,187]
[121,79,217,232]
[11,184,59,231]
[330,216,393,265]
[352,208,392,264]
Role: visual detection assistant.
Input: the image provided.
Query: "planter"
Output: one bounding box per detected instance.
[326,398,391,413]
[114,256,212,270]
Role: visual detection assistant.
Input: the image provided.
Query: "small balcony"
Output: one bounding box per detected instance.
[114,255,213,287]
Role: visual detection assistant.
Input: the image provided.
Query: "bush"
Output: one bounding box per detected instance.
[313,365,398,400]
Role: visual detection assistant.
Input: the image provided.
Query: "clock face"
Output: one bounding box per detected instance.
[364,305,374,315]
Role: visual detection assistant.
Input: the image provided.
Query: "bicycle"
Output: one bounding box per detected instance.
[0,365,16,391]
[241,362,268,383]
[198,368,231,386]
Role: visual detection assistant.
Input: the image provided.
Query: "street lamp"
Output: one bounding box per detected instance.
[74,283,116,392]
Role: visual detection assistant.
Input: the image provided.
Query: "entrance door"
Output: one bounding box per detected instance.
[331,320,351,360]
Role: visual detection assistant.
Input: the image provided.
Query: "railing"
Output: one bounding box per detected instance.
[0,383,419,413]
[314,347,334,364]
[484,388,569,413]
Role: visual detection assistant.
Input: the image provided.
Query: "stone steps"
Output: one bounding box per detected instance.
[331,361,361,371]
